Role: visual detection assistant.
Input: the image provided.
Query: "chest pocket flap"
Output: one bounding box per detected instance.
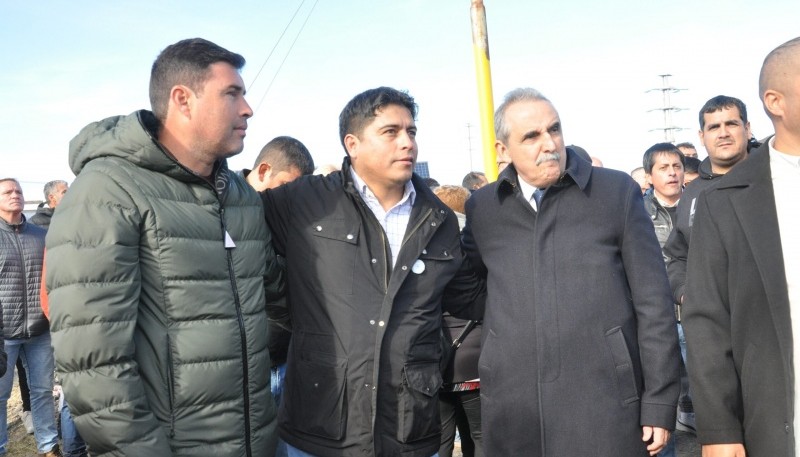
[418,243,454,261]
[310,218,360,245]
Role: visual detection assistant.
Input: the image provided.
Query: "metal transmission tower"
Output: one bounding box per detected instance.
[646,74,688,142]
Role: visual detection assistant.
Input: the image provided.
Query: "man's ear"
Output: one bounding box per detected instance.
[645,172,653,186]
[344,134,360,159]
[257,162,273,183]
[495,140,509,161]
[763,90,784,119]
[169,85,193,119]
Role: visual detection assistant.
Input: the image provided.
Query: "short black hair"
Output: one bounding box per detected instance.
[338,87,417,153]
[675,142,696,151]
[423,177,440,189]
[643,143,685,174]
[684,156,701,174]
[462,172,486,189]
[149,38,246,123]
[698,95,748,130]
[253,136,315,176]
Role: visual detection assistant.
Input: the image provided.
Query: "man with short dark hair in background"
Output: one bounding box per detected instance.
[30,180,67,228]
[241,135,314,457]
[46,38,284,456]
[683,156,701,186]
[683,36,800,457]
[664,95,753,435]
[0,178,57,456]
[640,143,685,457]
[675,142,698,159]
[642,143,684,251]
[461,171,487,192]
[243,136,315,192]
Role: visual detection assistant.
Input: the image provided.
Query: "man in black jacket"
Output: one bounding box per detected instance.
[683,36,800,457]
[664,95,752,309]
[261,87,482,457]
[663,95,753,434]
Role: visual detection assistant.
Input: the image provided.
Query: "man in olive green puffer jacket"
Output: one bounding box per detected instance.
[46,38,283,457]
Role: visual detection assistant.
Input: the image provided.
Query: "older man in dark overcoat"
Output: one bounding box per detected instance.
[462,88,680,456]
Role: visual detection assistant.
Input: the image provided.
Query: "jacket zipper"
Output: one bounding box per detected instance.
[13,226,29,338]
[165,334,176,437]
[401,208,433,247]
[220,207,253,457]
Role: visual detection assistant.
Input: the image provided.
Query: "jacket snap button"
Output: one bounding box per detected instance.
[315,225,322,231]
[422,249,427,254]
[378,321,385,327]
[369,320,375,325]
[431,222,437,226]
[371,258,377,264]
[346,234,354,240]
[401,265,408,271]
[443,250,448,256]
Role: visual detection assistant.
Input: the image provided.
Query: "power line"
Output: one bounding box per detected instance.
[252,0,319,114]
[247,0,308,92]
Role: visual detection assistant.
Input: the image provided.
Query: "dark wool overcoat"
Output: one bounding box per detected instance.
[684,142,795,456]
[463,149,680,456]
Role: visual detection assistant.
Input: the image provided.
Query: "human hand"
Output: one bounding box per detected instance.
[702,443,746,457]
[641,426,670,456]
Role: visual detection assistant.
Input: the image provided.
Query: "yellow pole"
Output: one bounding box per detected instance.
[470,0,498,181]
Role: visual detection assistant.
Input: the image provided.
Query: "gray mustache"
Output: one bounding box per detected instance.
[536,152,560,166]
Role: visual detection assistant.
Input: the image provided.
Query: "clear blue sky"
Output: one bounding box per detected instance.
[2,0,798,200]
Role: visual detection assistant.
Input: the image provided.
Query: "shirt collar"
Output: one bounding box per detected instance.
[769,136,800,168]
[516,175,539,204]
[349,167,416,208]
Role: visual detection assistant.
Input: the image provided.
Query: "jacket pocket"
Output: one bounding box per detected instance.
[397,361,442,443]
[308,218,360,295]
[604,326,640,405]
[287,350,348,440]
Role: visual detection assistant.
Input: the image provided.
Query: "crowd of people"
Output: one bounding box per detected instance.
[0,35,798,457]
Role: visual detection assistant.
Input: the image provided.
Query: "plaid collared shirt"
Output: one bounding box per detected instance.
[350,169,416,268]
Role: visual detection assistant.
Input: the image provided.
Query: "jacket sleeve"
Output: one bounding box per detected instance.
[441,198,487,321]
[46,168,172,456]
[663,225,689,305]
[682,192,744,444]
[266,256,291,365]
[260,183,292,256]
[0,302,5,379]
[620,181,681,430]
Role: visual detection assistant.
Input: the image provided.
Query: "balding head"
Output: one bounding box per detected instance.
[759,37,800,106]
[760,36,800,154]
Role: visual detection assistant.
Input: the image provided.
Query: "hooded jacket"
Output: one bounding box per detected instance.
[29,204,54,228]
[46,110,283,457]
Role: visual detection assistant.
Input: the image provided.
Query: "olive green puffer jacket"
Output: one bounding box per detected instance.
[46,110,283,457]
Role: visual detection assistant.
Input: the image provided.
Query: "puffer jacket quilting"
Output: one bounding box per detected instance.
[47,110,283,457]
[0,215,47,339]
